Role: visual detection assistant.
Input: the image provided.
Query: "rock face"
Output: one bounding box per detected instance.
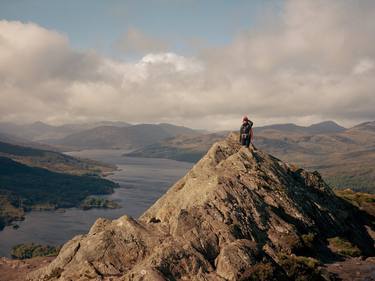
[28,133,375,281]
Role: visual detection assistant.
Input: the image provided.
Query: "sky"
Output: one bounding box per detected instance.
[0,0,374,129]
[0,0,272,57]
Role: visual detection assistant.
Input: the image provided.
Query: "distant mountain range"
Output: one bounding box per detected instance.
[1,119,374,193]
[254,120,346,134]
[0,121,131,142]
[125,121,349,161]
[126,132,226,162]
[125,121,375,193]
[254,121,375,192]
[0,120,347,151]
[44,123,200,150]
[0,121,201,150]
[351,121,375,132]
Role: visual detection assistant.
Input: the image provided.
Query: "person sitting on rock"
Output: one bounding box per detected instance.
[240,116,253,148]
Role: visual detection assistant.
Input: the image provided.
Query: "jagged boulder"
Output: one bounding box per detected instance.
[28,133,375,281]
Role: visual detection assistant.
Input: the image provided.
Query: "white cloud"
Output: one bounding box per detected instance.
[139,53,203,73]
[0,0,375,130]
[353,58,374,75]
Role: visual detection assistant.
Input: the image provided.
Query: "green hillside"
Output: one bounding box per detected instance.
[0,157,118,229]
[0,141,45,156]
[0,141,115,176]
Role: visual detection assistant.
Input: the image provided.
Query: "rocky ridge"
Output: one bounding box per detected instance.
[28,133,375,281]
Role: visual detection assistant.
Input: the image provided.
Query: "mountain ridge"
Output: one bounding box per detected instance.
[46,123,200,150]
[125,121,375,193]
[254,120,346,134]
[28,133,375,281]
[0,121,131,142]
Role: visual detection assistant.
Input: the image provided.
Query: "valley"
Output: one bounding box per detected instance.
[0,149,192,257]
[0,121,374,280]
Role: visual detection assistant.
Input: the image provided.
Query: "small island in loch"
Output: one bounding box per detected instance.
[11,243,61,260]
[80,197,121,210]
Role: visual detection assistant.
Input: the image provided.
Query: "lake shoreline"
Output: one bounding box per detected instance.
[0,172,119,232]
[0,150,193,257]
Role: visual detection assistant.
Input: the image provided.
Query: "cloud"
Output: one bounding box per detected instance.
[0,0,375,130]
[115,27,169,55]
[352,58,374,75]
[196,0,375,125]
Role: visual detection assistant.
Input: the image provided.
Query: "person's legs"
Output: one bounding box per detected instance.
[245,137,250,148]
[241,135,246,146]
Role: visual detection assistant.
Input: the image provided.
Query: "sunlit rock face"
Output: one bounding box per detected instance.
[28,133,375,281]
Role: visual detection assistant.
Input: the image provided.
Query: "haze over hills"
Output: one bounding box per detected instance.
[44,123,200,150]
[0,121,131,142]
[28,134,375,281]
[350,121,375,133]
[254,120,347,135]
[0,130,69,156]
[0,132,21,144]
[126,132,227,162]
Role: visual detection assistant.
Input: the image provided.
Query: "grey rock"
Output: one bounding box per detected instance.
[28,133,375,281]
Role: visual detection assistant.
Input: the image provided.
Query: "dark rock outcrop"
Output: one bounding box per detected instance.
[28,133,375,281]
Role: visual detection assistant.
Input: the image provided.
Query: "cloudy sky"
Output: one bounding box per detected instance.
[0,0,374,129]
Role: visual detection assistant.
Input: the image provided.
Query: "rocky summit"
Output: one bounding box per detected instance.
[28,133,375,281]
